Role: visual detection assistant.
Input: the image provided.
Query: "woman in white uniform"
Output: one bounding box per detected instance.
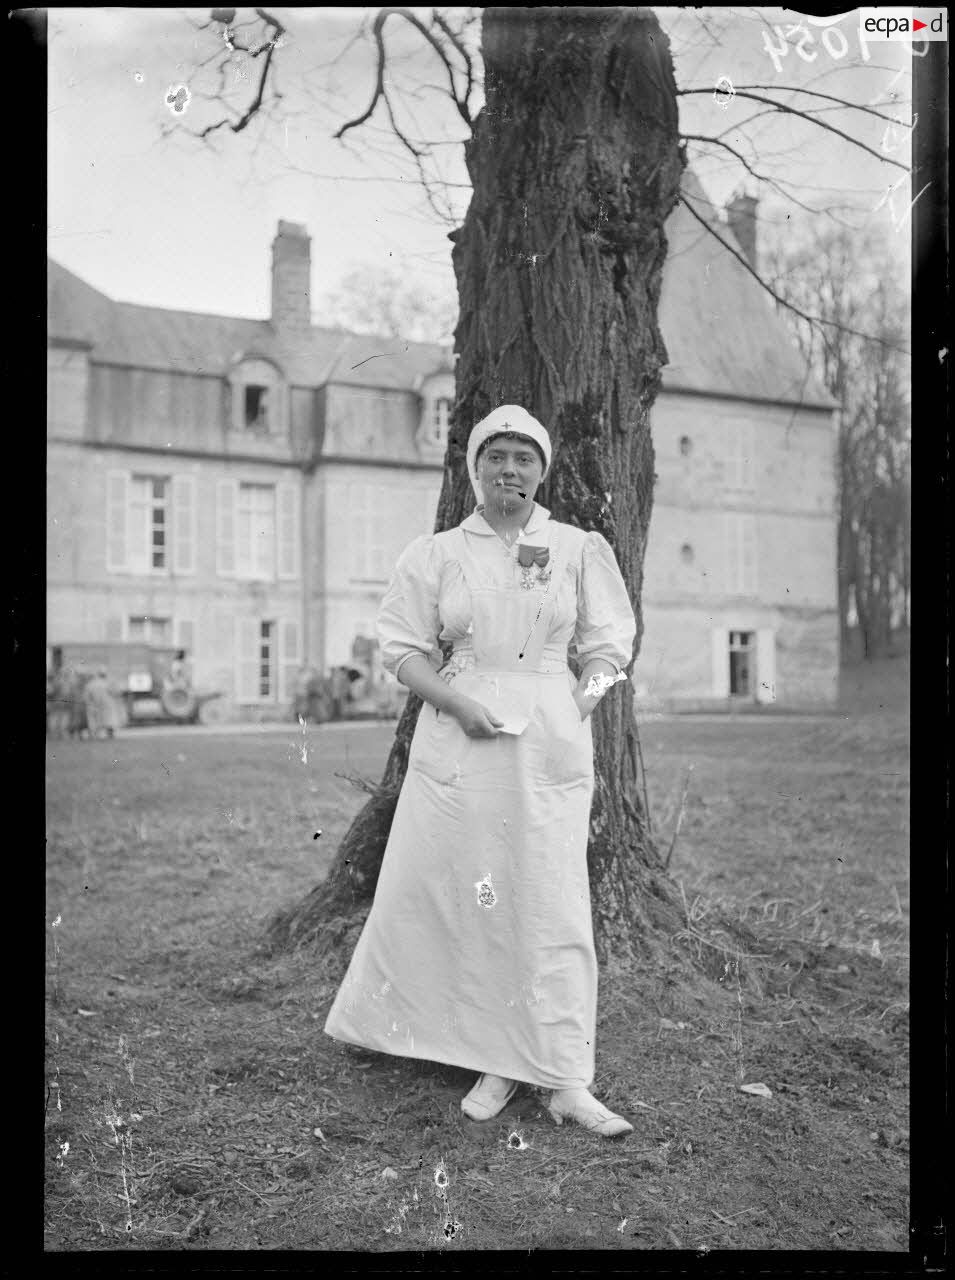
[324,405,637,1138]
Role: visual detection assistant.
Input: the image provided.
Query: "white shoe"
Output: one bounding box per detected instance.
[547,1087,633,1138]
[461,1073,518,1121]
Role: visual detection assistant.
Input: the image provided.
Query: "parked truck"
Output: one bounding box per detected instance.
[47,643,222,728]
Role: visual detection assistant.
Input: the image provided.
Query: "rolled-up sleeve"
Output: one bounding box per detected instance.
[574,532,636,673]
[377,535,442,680]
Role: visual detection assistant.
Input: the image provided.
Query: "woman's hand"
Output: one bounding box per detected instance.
[450,695,504,738]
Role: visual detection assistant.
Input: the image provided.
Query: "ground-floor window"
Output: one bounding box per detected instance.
[128,615,172,644]
[258,620,274,699]
[235,616,300,704]
[728,630,755,697]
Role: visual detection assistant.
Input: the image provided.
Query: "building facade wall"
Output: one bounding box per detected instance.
[640,391,839,706]
[316,461,442,670]
[47,438,307,721]
[46,334,839,718]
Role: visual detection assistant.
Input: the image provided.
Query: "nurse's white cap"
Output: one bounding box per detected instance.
[467,405,551,504]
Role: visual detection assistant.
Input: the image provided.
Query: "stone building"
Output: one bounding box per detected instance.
[47,177,838,718]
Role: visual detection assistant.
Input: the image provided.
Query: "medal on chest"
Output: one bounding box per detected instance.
[516,543,551,590]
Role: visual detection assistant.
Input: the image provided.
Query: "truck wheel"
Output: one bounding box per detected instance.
[161,686,198,720]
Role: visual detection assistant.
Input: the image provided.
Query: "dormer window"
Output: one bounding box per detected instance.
[245,385,269,432]
[228,356,286,438]
[415,368,454,456]
[432,396,451,444]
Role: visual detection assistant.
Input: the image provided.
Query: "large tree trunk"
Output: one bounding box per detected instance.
[268,7,723,974]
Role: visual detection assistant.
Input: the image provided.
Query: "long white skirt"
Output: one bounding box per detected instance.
[323,667,598,1090]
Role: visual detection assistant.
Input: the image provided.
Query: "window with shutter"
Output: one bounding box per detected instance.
[725,513,758,595]
[740,516,758,594]
[129,615,171,644]
[176,618,195,654]
[755,629,776,703]
[216,480,238,576]
[277,482,300,580]
[235,617,261,702]
[236,483,276,580]
[728,630,755,697]
[106,471,128,572]
[278,618,300,704]
[739,423,755,491]
[349,483,370,580]
[711,628,730,698]
[128,475,170,574]
[172,475,197,575]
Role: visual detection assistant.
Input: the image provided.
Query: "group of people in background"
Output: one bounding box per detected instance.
[46,667,118,739]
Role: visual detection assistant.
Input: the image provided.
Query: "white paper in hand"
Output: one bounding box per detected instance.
[494,715,529,736]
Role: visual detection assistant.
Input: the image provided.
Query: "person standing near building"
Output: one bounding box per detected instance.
[84,667,117,740]
[324,405,637,1138]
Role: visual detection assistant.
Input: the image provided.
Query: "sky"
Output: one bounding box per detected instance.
[47,7,915,323]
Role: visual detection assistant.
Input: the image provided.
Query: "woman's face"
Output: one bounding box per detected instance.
[477,435,544,508]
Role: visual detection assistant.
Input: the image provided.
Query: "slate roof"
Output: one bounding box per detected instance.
[47,259,449,392]
[48,170,834,409]
[657,169,833,408]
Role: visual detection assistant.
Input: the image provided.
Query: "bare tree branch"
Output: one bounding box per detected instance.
[334,7,473,144]
[678,194,911,357]
[432,9,474,125]
[194,9,285,140]
[680,134,863,227]
[677,88,909,172]
[697,83,907,127]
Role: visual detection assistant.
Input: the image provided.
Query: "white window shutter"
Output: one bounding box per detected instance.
[726,425,739,489]
[741,516,758,595]
[755,628,776,704]
[172,474,197,575]
[106,470,128,572]
[711,627,730,698]
[176,618,195,654]
[349,483,366,579]
[724,514,739,594]
[235,617,260,702]
[277,481,300,580]
[741,423,755,490]
[216,479,238,576]
[278,617,301,705]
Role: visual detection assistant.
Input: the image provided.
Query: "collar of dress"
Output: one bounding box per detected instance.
[462,503,552,538]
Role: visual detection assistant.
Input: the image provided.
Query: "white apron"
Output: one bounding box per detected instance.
[324,525,598,1090]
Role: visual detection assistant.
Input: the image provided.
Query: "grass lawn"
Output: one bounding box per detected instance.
[45,694,909,1252]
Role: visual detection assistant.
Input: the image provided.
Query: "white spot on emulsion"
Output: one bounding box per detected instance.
[165,84,191,115]
[714,75,735,109]
[584,671,627,698]
[474,875,497,908]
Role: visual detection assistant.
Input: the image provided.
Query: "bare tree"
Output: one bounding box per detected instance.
[176,7,913,973]
[321,264,457,343]
[762,224,911,659]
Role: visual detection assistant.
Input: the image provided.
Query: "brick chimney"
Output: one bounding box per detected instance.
[271,220,311,331]
[726,190,758,272]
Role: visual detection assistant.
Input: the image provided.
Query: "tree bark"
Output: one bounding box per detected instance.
[267,7,726,975]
